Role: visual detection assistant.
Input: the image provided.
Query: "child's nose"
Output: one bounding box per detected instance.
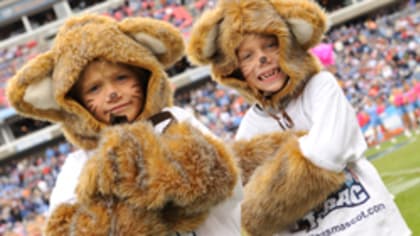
[257,51,270,65]
[259,56,268,64]
[106,87,120,102]
[109,92,118,100]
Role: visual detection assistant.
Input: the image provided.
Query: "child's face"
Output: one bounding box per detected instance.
[73,60,145,124]
[237,34,287,93]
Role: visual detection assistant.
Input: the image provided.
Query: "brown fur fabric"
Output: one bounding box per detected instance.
[241,136,345,236]
[66,120,239,234]
[232,132,291,185]
[45,202,169,236]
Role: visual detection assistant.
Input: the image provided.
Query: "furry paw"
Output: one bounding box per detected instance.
[76,120,237,216]
[242,136,345,235]
[77,121,169,208]
[232,131,296,185]
[45,201,169,236]
[157,122,238,214]
[45,202,110,236]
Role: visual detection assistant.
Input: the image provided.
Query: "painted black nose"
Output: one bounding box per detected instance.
[110,92,118,99]
[259,56,267,64]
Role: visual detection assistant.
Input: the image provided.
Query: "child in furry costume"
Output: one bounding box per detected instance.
[6,14,242,235]
[187,0,411,235]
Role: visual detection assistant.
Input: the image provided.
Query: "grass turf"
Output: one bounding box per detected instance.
[369,134,420,236]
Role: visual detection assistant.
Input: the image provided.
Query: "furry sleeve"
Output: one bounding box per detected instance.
[232,131,307,185]
[76,120,238,216]
[232,132,291,185]
[242,135,345,236]
[44,201,168,236]
[45,202,111,236]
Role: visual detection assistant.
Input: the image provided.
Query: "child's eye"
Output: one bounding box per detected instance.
[87,84,99,93]
[116,75,128,81]
[266,42,277,48]
[240,53,252,61]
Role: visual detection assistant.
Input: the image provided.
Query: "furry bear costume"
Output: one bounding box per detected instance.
[6,14,242,235]
[187,0,411,236]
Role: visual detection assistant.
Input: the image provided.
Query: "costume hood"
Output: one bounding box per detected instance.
[188,0,327,109]
[7,14,184,150]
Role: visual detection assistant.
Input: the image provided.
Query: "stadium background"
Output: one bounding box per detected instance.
[0,0,419,235]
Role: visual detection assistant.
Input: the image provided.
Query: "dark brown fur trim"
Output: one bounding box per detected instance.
[242,137,345,236]
[232,131,293,185]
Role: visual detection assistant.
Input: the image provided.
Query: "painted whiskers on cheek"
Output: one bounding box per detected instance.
[85,98,97,114]
[131,82,141,90]
[131,83,143,100]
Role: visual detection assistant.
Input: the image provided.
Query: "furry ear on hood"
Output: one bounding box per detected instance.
[187,0,327,109]
[6,14,185,150]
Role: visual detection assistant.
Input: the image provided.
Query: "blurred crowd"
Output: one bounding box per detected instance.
[0,142,73,235]
[328,6,420,146]
[176,82,249,140]
[0,0,419,235]
[108,0,216,33]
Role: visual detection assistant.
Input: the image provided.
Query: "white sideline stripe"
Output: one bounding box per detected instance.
[367,137,417,161]
[381,168,420,177]
[388,177,405,190]
[388,177,420,196]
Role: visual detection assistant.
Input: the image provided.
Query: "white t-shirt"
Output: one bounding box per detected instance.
[49,106,242,236]
[236,71,411,236]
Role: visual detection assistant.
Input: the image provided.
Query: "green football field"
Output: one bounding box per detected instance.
[367,133,420,236]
